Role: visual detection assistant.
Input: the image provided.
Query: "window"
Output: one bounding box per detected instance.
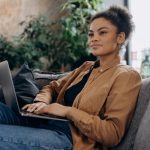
[130,0,150,77]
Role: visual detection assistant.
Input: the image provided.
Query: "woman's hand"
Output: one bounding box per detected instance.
[22,102,47,113]
[34,103,71,117]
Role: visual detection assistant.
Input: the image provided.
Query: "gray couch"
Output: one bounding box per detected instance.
[0,71,150,150]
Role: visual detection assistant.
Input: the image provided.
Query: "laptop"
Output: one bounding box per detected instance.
[0,61,68,122]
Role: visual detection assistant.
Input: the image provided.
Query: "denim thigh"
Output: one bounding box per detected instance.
[0,124,73,150]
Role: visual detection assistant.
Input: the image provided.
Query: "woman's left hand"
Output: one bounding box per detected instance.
[34,103,71,117]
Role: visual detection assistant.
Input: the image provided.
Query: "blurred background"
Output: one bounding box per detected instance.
[0,0,149,78]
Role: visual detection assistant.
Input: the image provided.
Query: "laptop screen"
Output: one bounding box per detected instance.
[0,61,20,114]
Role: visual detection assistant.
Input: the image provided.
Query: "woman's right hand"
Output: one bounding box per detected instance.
[22,102,47,113]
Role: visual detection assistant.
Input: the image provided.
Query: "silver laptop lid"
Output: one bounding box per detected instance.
[0,60,20,114]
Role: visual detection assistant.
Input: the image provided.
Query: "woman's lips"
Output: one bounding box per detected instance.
[90,44,102,49]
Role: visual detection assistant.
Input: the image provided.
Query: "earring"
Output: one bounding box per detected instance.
[117,43,122,49]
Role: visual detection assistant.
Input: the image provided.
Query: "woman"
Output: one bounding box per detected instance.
[0,5,141,150]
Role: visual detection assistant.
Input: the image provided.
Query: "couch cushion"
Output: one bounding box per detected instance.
[111,77,150,150]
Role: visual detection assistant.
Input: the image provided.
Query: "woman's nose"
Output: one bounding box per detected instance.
[91,34,99,42]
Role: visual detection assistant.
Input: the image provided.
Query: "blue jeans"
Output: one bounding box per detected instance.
[0,102,73,150]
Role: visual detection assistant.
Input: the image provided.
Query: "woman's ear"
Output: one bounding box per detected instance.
[117,32,126,45]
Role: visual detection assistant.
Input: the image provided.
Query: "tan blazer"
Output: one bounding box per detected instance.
[35,56,141,150]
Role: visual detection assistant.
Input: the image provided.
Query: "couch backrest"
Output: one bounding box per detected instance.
[33,72,68,89]
[133,80,150,150]
[111,77,150,150]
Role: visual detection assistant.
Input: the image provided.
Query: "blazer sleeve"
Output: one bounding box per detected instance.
[66,70,141,147]
[34,71,74,104]
[34,62,91,104]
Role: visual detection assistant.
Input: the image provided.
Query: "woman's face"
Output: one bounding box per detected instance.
[88,17,124,57]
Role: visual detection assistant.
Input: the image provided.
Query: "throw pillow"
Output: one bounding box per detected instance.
[13,63,39,108]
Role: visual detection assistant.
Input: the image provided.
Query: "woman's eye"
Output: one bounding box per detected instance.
[88,33,93,37]
[99,31,107,35]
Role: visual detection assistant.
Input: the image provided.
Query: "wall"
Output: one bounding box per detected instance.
[0,0,67,39]
[102,0,124,8]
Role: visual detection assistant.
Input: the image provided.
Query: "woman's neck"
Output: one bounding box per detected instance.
[99,53,120,67]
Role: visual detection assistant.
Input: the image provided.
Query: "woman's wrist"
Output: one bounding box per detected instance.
[65,106,72,117]
[33,99,48,105]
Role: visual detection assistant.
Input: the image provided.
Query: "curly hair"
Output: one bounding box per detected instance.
[90,5,134,40]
